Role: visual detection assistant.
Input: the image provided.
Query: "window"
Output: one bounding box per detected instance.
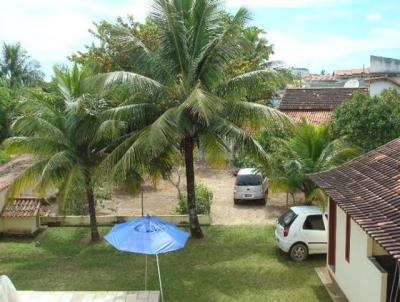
[235,174,262,186]
[303,215,325,230]
[345,214,351,262]
[278,209,297,227]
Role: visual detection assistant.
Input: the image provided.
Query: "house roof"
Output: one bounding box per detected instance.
[1,197,49,217]
[282,110,332,125]
[368,76,400,87]
[309,138,400,262]
[279,88,368,110]
[334,68,370,76]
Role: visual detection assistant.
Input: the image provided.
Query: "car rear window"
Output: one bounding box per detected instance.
[235,174,262,186]
[278,209,297,227]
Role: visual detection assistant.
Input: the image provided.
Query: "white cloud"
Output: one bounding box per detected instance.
[0,0,151,77]
[226,0,345,8]
[267,26,400,72]
[366,13,382,21]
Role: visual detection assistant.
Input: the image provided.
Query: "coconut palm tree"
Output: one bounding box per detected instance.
[0,42,44,87]
[265,118,362,205]
[101,0,289,238]
[2,65,125,241]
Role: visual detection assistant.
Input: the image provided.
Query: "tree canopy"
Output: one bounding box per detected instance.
[331,90,400,151]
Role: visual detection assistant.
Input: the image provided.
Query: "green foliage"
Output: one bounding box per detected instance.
[0,42,44,88]
[176,184,213,215]
[94,186,112,200]
[0,149,9,164]
[262,119,361,204]
[331,90,400,151]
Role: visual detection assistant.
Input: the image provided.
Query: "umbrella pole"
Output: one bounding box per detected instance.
[156,254,164,302]
[145,255,148,290]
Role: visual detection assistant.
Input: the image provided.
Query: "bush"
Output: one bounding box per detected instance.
[176,184,213,215]
[0,149,9,164]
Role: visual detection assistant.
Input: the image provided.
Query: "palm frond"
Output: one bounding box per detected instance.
[4,137,66,157]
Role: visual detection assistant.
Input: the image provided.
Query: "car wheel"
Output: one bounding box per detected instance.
[234,199,239,205]
[260,198,266,205]
[290,243,308,261]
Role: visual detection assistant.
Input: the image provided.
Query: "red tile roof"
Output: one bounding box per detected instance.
[334,68,370,76]
[1,197,48,217]
[279,88,367,110]
[310,138,400,262]
[282,110,332,125]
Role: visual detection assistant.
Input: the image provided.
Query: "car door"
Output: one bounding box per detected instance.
[302,214,327,254]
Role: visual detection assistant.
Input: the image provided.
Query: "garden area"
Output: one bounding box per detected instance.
[0,226,329,302]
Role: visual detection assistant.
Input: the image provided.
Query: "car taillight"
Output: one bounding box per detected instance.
[283,226,290,237]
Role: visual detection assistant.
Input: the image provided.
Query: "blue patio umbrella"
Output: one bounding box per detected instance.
[104,215,190,301]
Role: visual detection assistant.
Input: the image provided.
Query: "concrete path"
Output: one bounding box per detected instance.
[17,291,160,302]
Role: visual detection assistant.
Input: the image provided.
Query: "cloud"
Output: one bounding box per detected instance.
[0,0,151,77]
[267,26,400,72]
[366,13,382,21]
[226,0,345,8]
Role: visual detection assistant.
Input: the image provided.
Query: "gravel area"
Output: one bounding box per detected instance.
[98,166,301,225]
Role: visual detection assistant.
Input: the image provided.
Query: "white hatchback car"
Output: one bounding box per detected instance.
[233,168,268,205]
[275,206,327,261]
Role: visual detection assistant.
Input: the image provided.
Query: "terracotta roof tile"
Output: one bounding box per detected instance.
[279,88,368,110]
[281,110,332,125]
[334,68,370,76]
[309,138,400,262]
[1,197,47,217]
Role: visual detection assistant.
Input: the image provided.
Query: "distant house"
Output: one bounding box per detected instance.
[279,88,368,125]
[333,68,369,79]
[0,157,49,235]
[369,56,400,97]
[310,138,400,302]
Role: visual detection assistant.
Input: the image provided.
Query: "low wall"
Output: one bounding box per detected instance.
[41,215,211,227]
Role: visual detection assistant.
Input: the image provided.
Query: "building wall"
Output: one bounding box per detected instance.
[332,205,387,302]
[1,217,38,234]
[370,80,400,97]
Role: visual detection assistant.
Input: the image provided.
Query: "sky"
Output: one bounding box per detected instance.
[1,0,399,78]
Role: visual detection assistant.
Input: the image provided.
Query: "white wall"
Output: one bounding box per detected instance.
[332,206,387,302]
[370,80,400,97]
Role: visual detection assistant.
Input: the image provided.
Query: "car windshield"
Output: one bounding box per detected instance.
[235,174,262,186]
[278,209,297,227]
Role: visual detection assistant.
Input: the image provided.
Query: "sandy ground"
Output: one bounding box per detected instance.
[98,166,302,225]
[0,157,300,225]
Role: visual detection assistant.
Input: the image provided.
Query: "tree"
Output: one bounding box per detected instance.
[331,90,400,151]
[3,65,121,241]
[101,0,289,238]
[264,119,361,204]
[0,42,44,88]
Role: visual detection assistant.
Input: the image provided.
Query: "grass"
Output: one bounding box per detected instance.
[0,226,330,302]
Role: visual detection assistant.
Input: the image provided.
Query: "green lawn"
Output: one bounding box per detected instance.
[0,226,329,302]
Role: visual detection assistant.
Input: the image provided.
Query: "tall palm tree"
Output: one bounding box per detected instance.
[0,42,44,87]
[3,65,123,241]
[265,118,362,205]
[101,0,289,238]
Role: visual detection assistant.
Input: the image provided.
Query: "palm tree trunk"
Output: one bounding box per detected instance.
[85,172,101,242]
[184,136,204,239]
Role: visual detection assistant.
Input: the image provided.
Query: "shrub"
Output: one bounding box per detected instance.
[0,149,9,164]
[176,184,213,215]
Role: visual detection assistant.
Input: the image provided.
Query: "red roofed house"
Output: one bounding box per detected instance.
[310,138,400,302]
[279,88,368,125]
[0,183,48,235]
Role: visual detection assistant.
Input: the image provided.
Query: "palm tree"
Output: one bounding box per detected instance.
[265,118,361,205]
[101,0,289,238]
[0,42,44,87]
[3,65,123,241]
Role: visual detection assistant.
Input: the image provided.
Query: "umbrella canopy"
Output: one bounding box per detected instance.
[104,215,190,255]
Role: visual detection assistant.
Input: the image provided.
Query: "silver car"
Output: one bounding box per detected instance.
[233,168,268,205]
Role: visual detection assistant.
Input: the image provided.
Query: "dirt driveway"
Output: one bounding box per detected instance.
[99,166,292,225]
